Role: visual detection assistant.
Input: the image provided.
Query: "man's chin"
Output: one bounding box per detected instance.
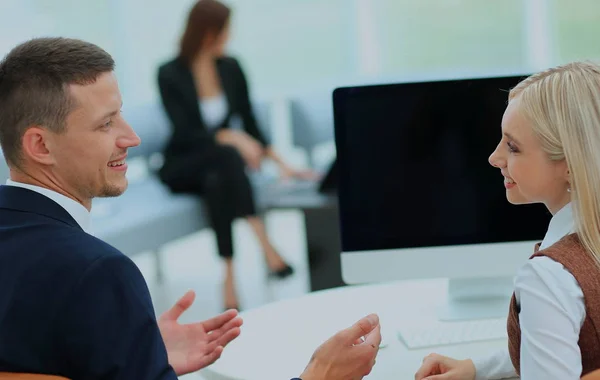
[98,181,128,198]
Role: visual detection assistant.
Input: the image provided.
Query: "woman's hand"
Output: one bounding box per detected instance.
[216,129,264,170]
[414,353,476,380]
[278,163,320,181]
[262,146,319,181]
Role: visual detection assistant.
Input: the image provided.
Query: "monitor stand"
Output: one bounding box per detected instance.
[437,276,515,321]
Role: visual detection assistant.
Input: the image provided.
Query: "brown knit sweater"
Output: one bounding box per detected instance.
[507,233,600,377]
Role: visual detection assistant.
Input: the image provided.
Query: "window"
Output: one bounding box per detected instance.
[371,0,526,79]
[227,0,356,95]
[551,0,600,63]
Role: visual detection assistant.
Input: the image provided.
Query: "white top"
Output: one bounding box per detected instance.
[473,203,585,380]
[5,179,91,233]
[199,94,228,129]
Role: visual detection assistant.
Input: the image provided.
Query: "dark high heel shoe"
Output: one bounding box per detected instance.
[268,263,294,279]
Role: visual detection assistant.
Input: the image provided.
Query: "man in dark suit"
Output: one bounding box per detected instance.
[0,37,381,379]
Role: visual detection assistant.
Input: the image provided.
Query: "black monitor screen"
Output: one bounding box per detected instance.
[333,75,552,253]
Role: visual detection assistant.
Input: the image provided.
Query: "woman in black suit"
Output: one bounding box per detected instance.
[157,0,313,310]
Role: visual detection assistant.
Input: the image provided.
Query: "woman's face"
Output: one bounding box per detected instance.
[205,21,230,57]
[488,96,571,215]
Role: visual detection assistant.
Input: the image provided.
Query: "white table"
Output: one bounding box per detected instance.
[201,279,516,380]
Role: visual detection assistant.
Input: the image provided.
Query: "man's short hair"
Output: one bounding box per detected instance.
[0,37,115,166]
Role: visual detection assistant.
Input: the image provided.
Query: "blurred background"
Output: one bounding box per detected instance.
[1,1,599,367]
[3,0,599,110]
[2,0,599,161]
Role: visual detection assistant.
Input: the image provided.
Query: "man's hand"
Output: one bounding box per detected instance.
[299,314,381,380]
[158,290,243,376]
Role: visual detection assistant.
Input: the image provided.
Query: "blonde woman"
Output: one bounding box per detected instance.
[414,61,600,380]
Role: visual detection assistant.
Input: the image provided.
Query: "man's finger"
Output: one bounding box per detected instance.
[203,339,220,354]
[215,326,242,348]
[353,337,365,345]
[208,316,243,342]
[202,309,239,332]
[160,290,195,321]
[353,324,380,362]
[364,357,377,376]
[197,346,224,369]
[363,323,381,348]
[343,314,379,343]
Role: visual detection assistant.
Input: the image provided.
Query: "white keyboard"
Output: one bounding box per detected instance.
[396,318,507,349]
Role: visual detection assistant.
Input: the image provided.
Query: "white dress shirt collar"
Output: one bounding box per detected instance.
[539,202,574,250]
[5,179,91,233]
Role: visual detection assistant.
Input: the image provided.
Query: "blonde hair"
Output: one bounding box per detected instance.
[509,61,600,266]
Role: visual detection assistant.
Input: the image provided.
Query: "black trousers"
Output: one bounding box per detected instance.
[161,146,257,258]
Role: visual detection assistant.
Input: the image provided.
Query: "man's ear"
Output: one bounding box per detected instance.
[21,126,56,165]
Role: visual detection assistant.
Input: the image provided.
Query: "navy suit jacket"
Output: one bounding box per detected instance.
[0,185,178,379]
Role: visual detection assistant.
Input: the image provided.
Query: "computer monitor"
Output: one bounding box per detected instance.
[333,74,552,321]
[318,158,338,194]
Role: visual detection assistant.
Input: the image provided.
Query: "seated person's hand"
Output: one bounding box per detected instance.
[237,134,263,170]
[414,353,476,380]
[278,163,320,182]
[298,314,381,380]
[215,129,263,170]
[158,290,243,376]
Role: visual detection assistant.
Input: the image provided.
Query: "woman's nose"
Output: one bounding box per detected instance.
[488,144,504,168]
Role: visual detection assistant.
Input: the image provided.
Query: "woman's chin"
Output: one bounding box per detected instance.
[506,191,530,205]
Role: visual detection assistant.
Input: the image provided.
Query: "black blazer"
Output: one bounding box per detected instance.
[157,56,269,183]
[0,185,177,379]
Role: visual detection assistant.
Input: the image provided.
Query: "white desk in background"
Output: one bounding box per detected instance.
[201,279,518,380]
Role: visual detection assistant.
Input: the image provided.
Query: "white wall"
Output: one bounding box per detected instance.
[1,0,600,149]
[3,0,600,103]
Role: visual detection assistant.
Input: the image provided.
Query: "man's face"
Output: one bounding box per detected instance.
[48,72,140,206]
